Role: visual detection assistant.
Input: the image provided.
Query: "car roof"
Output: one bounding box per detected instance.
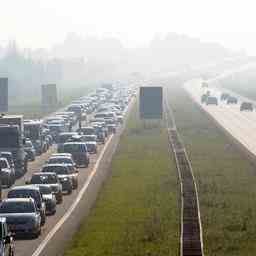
[33,172,57,176]
[49,156,72,159]
[0,152,12,155]
[52,153,72,156]
[43,163,68,167]
[10,185,40,191]
[63,142,85,145]
[59,132,78,136]
[2,198,35,203]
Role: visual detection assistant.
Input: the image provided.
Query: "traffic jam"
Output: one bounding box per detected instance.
[0,84,135,252]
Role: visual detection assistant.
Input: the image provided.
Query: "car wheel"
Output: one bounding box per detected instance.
[50,208,56,215]
[7,178,12,188]
[41,216,46,226]
[68,188,72,194]
[9,248,14,256]
[24,160,28,173]
[33,226,41,239]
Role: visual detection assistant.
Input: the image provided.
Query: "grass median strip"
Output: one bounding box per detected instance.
[167,85,256,256]
[64,103,179,256]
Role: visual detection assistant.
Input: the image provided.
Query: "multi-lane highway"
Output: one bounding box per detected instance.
[184,79,256,156]
[1,91,135,256]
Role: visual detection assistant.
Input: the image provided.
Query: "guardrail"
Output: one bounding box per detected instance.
[164,97,204,256]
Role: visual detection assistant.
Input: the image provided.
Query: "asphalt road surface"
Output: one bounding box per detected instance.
[3,98,135,256]
[184,79,256,156]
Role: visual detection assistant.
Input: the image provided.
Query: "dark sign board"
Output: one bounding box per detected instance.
[41,84,58,111]
[0,78,8,112]
[139,87,163,119]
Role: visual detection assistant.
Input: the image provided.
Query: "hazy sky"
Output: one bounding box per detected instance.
[1,0,256,54]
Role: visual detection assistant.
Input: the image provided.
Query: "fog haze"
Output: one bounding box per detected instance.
[1,0,256,54]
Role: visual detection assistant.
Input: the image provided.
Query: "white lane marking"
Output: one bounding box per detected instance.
[31,134,114,256]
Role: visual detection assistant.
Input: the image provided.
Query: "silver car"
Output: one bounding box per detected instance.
[0,198,41,238]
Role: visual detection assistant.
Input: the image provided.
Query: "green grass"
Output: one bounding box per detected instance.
[64,102,179,256]
[167,85,256,256]
[221,71,256,100]
[7,83,97,118]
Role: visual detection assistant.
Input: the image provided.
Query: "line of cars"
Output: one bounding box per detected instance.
[0,84,135,255]
[201,87,254,111]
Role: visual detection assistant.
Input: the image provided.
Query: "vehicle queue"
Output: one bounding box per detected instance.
[0,84,135,254]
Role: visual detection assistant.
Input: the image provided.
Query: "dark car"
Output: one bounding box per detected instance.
[227,96,238,104]
[29,173,63,204]
[60,142,90,167]
[24,139,36,161]
[240,102,253,111]
[36,185,56,215]
[0,198,41,238]
[85,142,98,154]
[206,96,218,105]
[0,217,14,256]
[7,186,46,226]
[41,164,74,194]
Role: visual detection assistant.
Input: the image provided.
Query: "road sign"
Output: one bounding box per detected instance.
[0,78,8,112]
[139,86,163,119]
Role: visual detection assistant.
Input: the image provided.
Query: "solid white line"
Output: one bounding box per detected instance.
[31,134,114,256]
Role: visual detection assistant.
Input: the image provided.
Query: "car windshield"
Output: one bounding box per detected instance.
[59,134,75,143]
[0,201,35,213]
[84,136,96,141]
[24,125,40,140]
[82,128,94,135]
[39,186,52,195]
[31,174,57,184]
[63,144,86,153]
[0,160,8,169]
[48,158,72,164]
[8,189,40,206]
[0,154,12,163]
[42,166,68,175]
[86,143,95,151]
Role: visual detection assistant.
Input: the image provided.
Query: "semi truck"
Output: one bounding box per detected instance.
[0,115,28,177]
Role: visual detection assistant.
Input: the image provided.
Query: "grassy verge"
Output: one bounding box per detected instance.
[167,85,256,255]
[220,71,256,101]
[64,103,179,256]
[8,84,96,119]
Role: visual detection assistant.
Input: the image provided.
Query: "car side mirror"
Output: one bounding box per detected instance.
[25,180,30,185]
